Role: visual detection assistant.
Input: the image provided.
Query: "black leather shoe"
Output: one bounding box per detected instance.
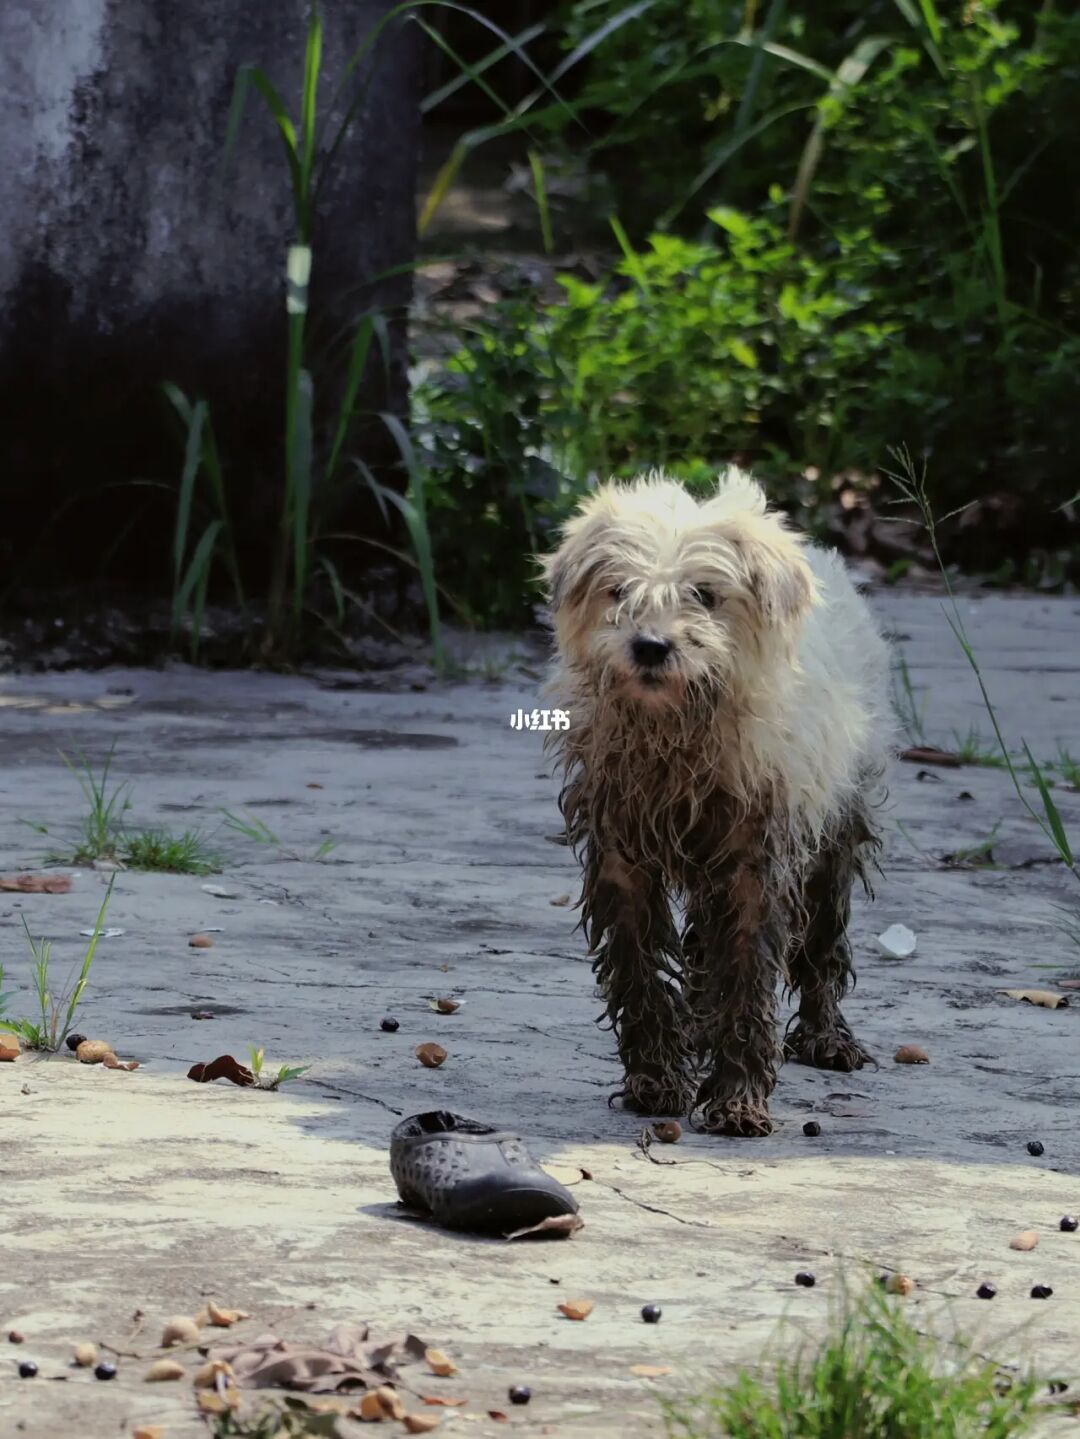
[389,1111,579,1235]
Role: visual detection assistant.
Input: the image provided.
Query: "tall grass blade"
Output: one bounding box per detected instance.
[298,7,324,239]
[326,315,375,484]
[291,368,315,622]
[1023,741,1074,868]
[528,150,554,255]
[377,412,444,671]
[174,521,224,633]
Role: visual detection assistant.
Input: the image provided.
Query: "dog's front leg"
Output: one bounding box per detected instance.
[686,853,787,1137]
[582,847,695,1117]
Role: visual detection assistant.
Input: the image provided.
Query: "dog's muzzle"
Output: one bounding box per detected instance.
[630,635,673,670]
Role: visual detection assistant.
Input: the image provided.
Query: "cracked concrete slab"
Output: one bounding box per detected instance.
[2,590,1080,1436]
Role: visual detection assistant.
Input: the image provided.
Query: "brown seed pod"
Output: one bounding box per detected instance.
[558,1299,595,1321]
[161,1315,200,1347]
[893,1045,930,1065]
[652,1121,682,1143]
[188,933,214,948]
[73,1342,98,1367]
[416,1043,448,1069]
[885,1274,915,1296]
[144,1358,186,1382]
[75,1039,115,1064]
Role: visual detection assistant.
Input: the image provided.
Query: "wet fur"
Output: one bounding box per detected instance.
[542,469,892,1136]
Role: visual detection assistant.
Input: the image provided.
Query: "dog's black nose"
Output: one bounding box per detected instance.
[631,635,673,669]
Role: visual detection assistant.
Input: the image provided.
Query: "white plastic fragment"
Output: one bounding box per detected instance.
[876,923,917,959]
[79,928,125,939]
[201,884,239,898]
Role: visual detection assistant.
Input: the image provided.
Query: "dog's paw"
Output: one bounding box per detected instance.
[692,1088,774,1137]
[613,1072,693,1117]
[785,1022,873,1073]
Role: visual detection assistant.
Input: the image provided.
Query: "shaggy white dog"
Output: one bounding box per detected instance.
[542,468,892,1136]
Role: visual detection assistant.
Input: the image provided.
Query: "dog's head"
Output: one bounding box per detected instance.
[542,469,817,710]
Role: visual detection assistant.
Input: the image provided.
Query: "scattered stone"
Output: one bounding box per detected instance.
[416,1042,448,1069]
[652,1121,682,1144]
[381,1017,400,1033]
[65,1032,87,1052]
[1010,1231,1039,1252]
[558,1299,594,1320]
[794,1272,816,1288]
[1027,1141,1045,1157]
[885,1274,915,1296]
[803,1121,822,1137]
[76,1039,115,1064]
[876,924,917,959]
[73,1343,98,1367]
[8,1330,25,1344]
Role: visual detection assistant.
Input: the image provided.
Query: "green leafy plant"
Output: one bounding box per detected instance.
[0,879,114,1053]
[661,1279,1046,1438]
[248,1045,310,1091]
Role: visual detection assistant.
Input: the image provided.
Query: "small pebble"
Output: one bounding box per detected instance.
[1031,1284,1053,1300]
[380,1017,400,1033]
[1061,1215,1078,1232]
[976,1282,997,1300]
[803,1121,821,1137]
[509,1384,531,1405]
[8,1330,25,1344]
[18,1360,38,1378]
[1027,1140,1045,1157]
[641,1304,662,1324]
[65,1033,87,1052]
[94,1361,118,1381]
[794,1271,816,1288]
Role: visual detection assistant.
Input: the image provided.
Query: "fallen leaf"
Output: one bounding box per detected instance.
[421,1395,467,1407]
[207,1302,249,1328]
[430,998,461,1014]
[144,1358,186,1381]
[653,1120,682,1143]
[187,1055,255,1086]
[1010,1231,1039,1251]
[161,1316,200,1347]
[488,1412,508,1422]
[76,1039,115,1064]
[629,1365,672,1378]
[194,1360,235,1388]
[425,1347,458,1377]
[404,1417,441,1435]
[550,894,572,906]
[73,1342,98,1367]
[373,1385,405,1419]
[357,1392,387,1420]
[133,1428,166,1439]
[506,1213,584,1241]
[894,1045,930,1065]
[307,782,324,789]
[102,1053,140,1071]
[0,1041,19,1062]
[189,933,214,949]
[196,1389,239,1415]
[202,884,238,898]
[0,873,72,893]
[557,1299,594,1321]
[416,1043,448,1069]
[899,746,963,767]
[1000,989,1069,1010]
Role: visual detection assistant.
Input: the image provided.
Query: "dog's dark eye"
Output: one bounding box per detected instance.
[610,584,627,602]
[692,585,718,610]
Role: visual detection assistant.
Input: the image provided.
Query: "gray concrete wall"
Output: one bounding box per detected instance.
[0,0,419,590]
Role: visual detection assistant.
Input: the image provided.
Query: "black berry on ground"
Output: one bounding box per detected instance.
[94,1361,118,1381]
[803,1121,822,1137]
[65,1033,86,1052]
[18,1360,38,1378]
[794,1271,816,1288]
[1031,1284,1053,1299]
[1027,1140,1045,1156]
[976,1282,997,1300]
[1060,1215,1078,1232]
[509,1384,531,1405]
[380,1017,400,1033]
[641,1304,662,1323]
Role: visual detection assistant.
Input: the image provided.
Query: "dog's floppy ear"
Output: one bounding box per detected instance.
[742,525,815,627]
[540,510,611,612]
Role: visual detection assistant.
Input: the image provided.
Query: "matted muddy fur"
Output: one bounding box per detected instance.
[541,468,893,1136]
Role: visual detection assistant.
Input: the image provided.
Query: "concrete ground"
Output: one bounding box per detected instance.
[2,590,1080,1437]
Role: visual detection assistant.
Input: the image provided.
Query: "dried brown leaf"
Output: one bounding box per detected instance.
[999,989,1069,1010]
[373,1386,405,1420]
[403,1417,441,1435]
[144,1358,186,1382]
[899,746,963,768]
[425,1347,457,1377]
[557,1299,594,1321]
[0,873,73,893]
[1010,1231,1039,1251]
[488,1412,508,1423]
[133,1428,166,1439]
[894,1045,930,1065]
[196,1389,239,1415]
[420,1395,467,1407]
[194,1360,235,1389]
[505,1213,584,1241]
[207,1301,249,1328]
[430,998,461,1014]
[0,1041,19,1062]
[416,1043,448,1069]
[161,1316,200,1347]
[187,1055,255,1086]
